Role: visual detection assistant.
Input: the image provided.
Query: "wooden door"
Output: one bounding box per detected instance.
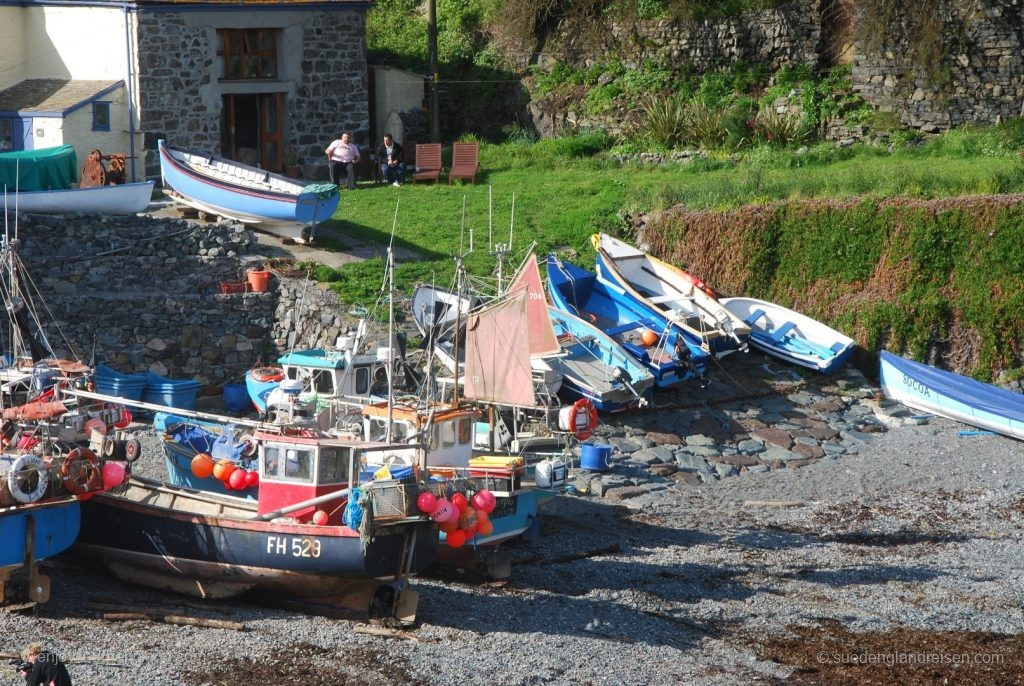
[259,93,283,171]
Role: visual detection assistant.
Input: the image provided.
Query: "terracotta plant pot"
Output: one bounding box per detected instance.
[247,270,271,292]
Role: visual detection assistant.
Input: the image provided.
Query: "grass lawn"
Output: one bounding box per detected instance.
[314,138,1024,307]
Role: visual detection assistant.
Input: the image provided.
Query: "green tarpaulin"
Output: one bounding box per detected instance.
[0,145,77,192]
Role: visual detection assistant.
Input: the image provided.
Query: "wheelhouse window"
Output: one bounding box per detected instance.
[262,446,281,478]
[355,367,370,395]
[284,447,312,481]
[312,369,334,394]
[440,420,456,449]
[92,102,110,131]
[318,446,349,484]
[219,29,278,80]
[457,418,471,445]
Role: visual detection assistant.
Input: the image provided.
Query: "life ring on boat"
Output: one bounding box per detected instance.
[251,366,285,383]
[680,269,718,300]
[564,398,598,441]
[60,447,103,496]
[8,454,49,504]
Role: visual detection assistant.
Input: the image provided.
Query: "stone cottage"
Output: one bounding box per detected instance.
[0,0,371,181]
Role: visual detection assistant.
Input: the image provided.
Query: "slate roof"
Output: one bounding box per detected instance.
[0,79,122,115]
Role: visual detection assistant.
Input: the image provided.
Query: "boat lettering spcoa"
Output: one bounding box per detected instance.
[266,536,322,558]
[902,373,931,398]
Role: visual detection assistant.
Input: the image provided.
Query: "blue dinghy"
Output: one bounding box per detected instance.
[159,140,339,243]
[547,306,654,412]
[720,296,855,374]
[880,351,1024,441]
[546,256,709,387]
[0,500,80,568]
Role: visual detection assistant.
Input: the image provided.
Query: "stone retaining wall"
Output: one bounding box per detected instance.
[13,213,356,391]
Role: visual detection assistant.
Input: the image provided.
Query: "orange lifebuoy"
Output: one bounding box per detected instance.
[251,366,285,383]
[60,447,103,495]
[568,398,598,441]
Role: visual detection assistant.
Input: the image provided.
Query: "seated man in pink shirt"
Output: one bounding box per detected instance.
[325,132,360,190]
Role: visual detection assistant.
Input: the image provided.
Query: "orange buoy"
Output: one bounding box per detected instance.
[640,329,659,347]
[191,452,215,478]
[212,459,236,482]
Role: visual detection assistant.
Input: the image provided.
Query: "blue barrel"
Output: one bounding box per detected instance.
[580,443,612,471]
[222,383,250,413]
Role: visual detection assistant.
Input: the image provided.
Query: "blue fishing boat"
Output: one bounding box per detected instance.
[720,297,855,374]
[154,411,258,498]
[0,500,80,568]
[879,350,1024,441]
[546,256,710,387]
[75,424,439,616]
[592,233,750,357]
[547,306,654,412]
[159,140,339,243]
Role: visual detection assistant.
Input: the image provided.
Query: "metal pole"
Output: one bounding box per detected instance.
[427,0,440,141]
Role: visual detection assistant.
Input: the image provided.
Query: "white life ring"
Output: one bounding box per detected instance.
[8,454,49,504]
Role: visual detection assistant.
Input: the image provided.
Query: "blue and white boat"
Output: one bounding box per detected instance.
[547,306,654,412]
[592,233,750,357]
[546,256,710,387]
[720,296,855,374]
[879,350,1024,441]
[159,140,339,242]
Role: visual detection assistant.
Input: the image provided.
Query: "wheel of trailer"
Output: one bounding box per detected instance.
[123,438,142,463]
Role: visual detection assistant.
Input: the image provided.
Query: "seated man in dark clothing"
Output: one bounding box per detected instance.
[19,643,72,686]
[376,133,405,186]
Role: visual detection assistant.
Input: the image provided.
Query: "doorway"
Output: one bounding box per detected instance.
[221,93,283,170]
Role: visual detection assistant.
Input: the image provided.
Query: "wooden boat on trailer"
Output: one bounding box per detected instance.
[158,140,339,242]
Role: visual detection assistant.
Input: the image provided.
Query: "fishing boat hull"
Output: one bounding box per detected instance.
[547,306,654,412]
[10,182,154,215]
[75,478,438,598]
[592,234,749,357]
[720,297,854,373]
[0,499,81,567]
[546,256,709,387]
[159,140,339,242]
[246,368,282,413]
[879,351,1024,441]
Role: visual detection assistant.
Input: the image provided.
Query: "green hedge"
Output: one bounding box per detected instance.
[643,197,1024,379]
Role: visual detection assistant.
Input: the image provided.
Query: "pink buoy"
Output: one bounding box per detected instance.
[471,489,497,514]
[312,510,329,526]
[244,470,260,488]
[416,491,437,513]
[430,498,454,523]
[101,461,126,489]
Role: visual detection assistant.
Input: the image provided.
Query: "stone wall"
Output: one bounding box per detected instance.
[135,8,369,179]
[532,0,1024,137]
[852,2,1024,131]
[11,213,354,392]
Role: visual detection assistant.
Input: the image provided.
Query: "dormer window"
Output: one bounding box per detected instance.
[92,102,110,131]
[219,29,278,80]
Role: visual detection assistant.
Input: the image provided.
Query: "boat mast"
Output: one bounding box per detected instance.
[452,257,462,404]
[385,200,399,442]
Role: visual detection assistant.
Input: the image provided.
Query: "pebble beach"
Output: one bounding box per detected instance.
[2,351,1022,686]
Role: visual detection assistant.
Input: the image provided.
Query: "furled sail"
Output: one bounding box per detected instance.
[463,286,536,407]
[507,252,560,358]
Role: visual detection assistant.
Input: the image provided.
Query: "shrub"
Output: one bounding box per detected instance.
[752,106,811,146]
[684,102,729,148]
[639,95,689,148]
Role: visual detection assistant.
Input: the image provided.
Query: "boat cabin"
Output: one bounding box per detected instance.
[254,431,408,525]
[277,347,387,404]
[361,402,479,471]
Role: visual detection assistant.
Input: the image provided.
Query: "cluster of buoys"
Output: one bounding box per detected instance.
[416,489,497,548]
[190,452,259,490]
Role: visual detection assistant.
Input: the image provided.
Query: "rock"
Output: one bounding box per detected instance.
[146,337,167,352]
[675,453,711,473]
[840,429,875,444]
[603,486,652,501]
[792,443,825,459]
[709,454,760,467]
[608,436,647,454]
[629,449,664,466]
[644,431,683,445]
[648,464,678,477]
[685,434,716,447]
[752,427,794,450]
[670,471,701,486]
[737,439,766,454]
[760,447,804,462]
[714,462,738,479]
[746,465,770,474]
